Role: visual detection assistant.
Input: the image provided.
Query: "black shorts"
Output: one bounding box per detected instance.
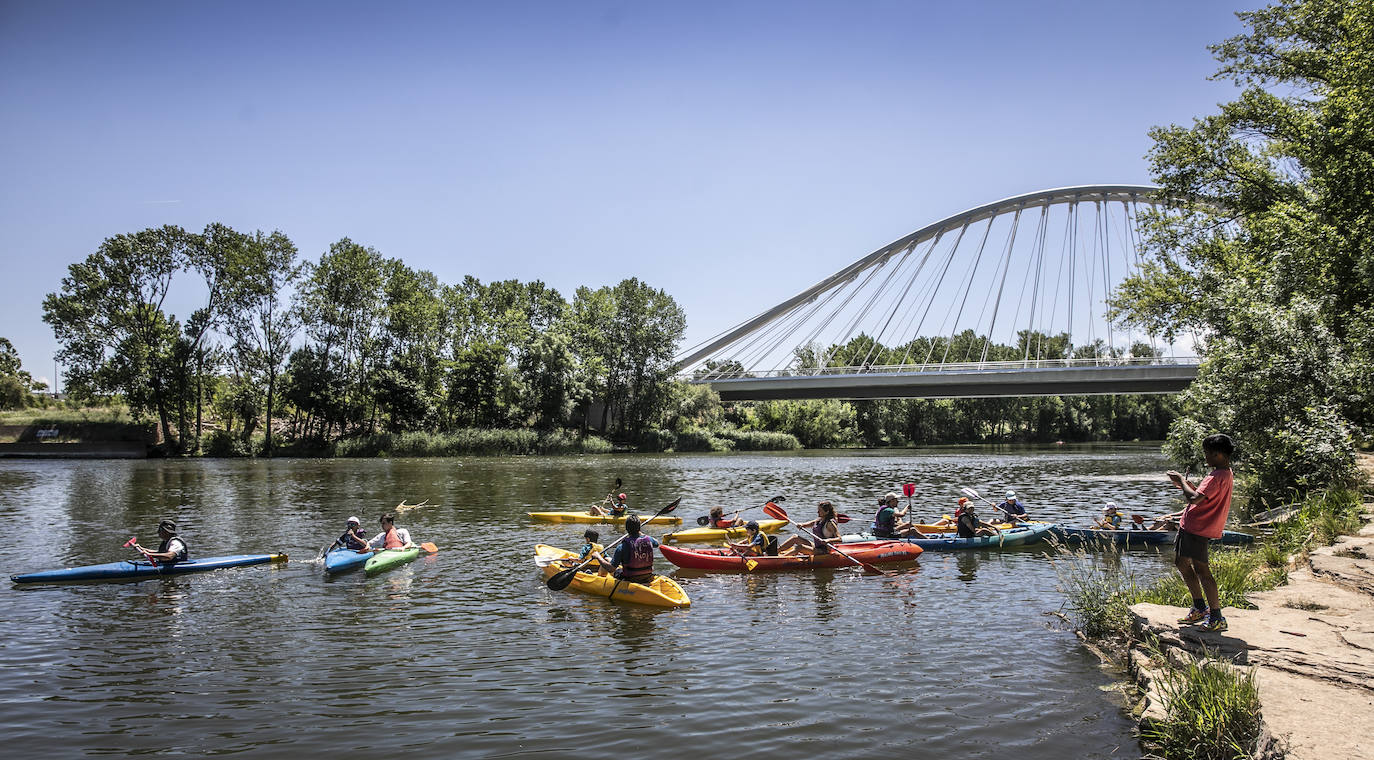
[1175,529,1210,563]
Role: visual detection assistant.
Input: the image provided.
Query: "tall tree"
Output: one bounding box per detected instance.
[1111,0,1372,495]
[43,226,194,448]
[225,230,301,456]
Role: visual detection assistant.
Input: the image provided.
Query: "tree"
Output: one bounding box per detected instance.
[1111,0,1372,495]
[225,231,301,456]
[43,226,194,448]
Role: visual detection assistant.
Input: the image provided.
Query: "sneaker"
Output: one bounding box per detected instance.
[1202,615,1228,633]
[1177,607,1207,625]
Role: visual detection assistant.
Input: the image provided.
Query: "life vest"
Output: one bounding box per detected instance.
[624,535,656,573]
[872,506,897,538]
[755,533,779,556]
[610,503,627,516]
[578,542,604,561]
[336,529,367,550]
[713,518,735,529]
[812,518,837,554]
[383,526,405,549]
[157,535,189,562]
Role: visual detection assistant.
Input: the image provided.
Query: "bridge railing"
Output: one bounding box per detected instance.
[686,355,1201,382]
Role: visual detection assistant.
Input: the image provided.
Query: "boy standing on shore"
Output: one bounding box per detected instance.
[1166,433,1235,632]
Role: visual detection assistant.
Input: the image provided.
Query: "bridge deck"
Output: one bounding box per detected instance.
[698,363,1200,401]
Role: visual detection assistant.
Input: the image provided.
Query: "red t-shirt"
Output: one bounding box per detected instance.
[1180,468,1233,539]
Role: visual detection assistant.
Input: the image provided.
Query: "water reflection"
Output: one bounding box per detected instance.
[0,448,1175,759]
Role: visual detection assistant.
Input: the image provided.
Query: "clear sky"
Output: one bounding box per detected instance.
[0,0,1253,388]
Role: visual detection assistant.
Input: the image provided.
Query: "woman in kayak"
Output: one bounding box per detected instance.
[368,514,414,550]
[872,492,914,538]
[955,502,1000,538]
[331,516,370,551]
[708,506,745,529]
[606,515,659,584]
[777,501,841,556]
[132,520,188,565]
[589,493,629,518]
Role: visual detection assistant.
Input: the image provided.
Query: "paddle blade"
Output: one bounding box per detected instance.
[697,516,710,526]
[837,513,852,523]
[745,559,759,572]
[961,487,981,500]
[763,502,788,521]
[547,566,580,591]
[419,542,438,553]
[122,536,137,547]
[902,483,916,497]
[663,498,681,513]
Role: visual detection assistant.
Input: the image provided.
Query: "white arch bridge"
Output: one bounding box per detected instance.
[676,184,1200,401]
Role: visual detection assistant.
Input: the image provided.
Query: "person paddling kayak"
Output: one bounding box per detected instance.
[368,514,414,550]
[590,493,629,518]
[872,492,914,538]
[562,529,609,570]
[778,501,841,556]
[995,490,1029,523]
[955,502,1000,538]
[605,515,659,583]
[331,516,370,551]
[707,506,745,529]
[131,520,188,565]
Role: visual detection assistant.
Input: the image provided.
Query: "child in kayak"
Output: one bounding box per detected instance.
[778,501,841,556]
[955,502,1000,539]
[331,516,370,551]
[590,493,629,518]
[728,520,779,556]
[368,514,414,550]
[708,506,745,529]
[1167,433,1235,633]
[1093,503,1124,530]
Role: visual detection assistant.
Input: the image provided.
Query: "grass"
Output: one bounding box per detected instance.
[1138,649,1262,760]
[1052,542,1284,642]
[0,404,134,425]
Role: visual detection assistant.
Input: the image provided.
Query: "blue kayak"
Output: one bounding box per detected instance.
[1049,527,1254,545]
[841,522,1056,551]
[324,547,372,575]
[11,553,288,584]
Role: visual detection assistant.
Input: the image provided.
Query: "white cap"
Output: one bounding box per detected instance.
[1102,503,1118,512]
[1005,490,1016,499]
[346,516,361,525]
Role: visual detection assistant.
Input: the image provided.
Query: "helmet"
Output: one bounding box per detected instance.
[957,497,968,505]
[617,493,627,501]
[1005,490,1016,499]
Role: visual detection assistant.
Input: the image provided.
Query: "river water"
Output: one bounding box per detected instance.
[1,446,1182,758]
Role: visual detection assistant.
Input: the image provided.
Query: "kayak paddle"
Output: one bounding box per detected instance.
[547,498,679,591]
[419,542,438,553]
[124,536,158,566]
[762,502,889,575]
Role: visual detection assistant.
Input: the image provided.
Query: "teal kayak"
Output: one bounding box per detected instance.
[364,547,421,575]
[840,522,1056,551]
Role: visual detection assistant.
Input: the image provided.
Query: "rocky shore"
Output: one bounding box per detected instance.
[1127,497,1374,759]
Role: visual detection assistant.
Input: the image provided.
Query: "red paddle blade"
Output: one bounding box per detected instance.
[763,502,788,521]
[837,514,852,523]
[902,483,916,497]
[122,536,138,547]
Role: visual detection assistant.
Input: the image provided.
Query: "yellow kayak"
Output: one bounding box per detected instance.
[663,519,789,544]
[528,511,682,526]
[534,544,690,608]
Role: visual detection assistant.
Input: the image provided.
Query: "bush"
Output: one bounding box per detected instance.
[717,429,802,451]
[1051,542,1141,640]
[673,427,735,452]
[1264,488,1365,555]
[636,428,675,453]
[203,429,252,458]
[1139,652,1262,760]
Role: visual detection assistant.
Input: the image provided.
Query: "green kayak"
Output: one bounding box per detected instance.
[364,547,421,575]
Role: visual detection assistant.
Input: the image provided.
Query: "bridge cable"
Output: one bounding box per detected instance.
[978,206,1025,364]
[898,222,970,367]
[861,231,945,367]
[938,215,997,366]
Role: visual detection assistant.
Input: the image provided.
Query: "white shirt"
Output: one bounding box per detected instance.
[368,527,413,549]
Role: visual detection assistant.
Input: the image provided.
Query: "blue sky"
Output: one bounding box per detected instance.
[0,1,1252,388]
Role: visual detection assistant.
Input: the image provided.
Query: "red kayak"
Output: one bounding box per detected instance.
[658,541,922,572]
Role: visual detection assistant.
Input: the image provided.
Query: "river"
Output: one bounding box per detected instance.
[0,445,1181,758]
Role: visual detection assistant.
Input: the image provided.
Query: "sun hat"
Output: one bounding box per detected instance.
[346,516,361,525]
[158,520,177,533]
[1103,502,1119,512]
[885,492,899,501]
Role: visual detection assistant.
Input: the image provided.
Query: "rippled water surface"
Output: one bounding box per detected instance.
[0,446,1183,758]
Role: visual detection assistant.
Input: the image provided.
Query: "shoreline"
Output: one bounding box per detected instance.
[1108,455,1374,759]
